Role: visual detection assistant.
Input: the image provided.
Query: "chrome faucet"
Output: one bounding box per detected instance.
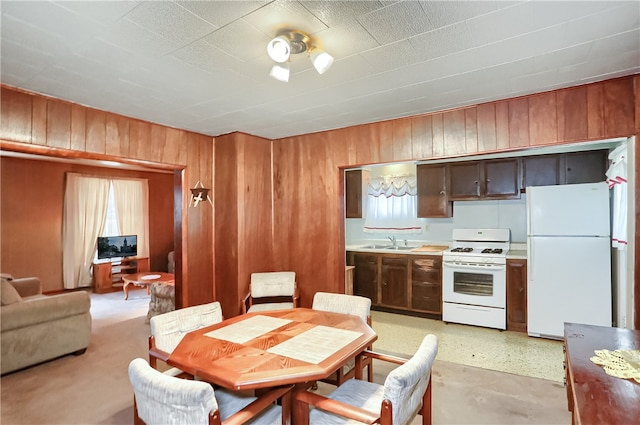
[387,236,397,247]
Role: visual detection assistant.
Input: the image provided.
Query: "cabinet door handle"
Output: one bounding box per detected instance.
[474,180,479,184]
[382,281,387,286]
[439,190,445,196]
[486,179,491,183]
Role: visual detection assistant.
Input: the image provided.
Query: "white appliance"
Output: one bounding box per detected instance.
[526,182,612,339]
[442,229,510,330]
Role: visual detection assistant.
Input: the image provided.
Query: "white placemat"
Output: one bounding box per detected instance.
[141,274,161,280]
[267,325,363,364]
[204,315,292,344]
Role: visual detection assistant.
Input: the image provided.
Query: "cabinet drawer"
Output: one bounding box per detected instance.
[412,282,441,312]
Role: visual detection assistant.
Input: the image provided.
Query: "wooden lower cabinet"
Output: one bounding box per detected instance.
[347,252,442,316]
[380,255,408,308]
[351,253,378,302]
[410,256,442,314]
[506,258,527,332]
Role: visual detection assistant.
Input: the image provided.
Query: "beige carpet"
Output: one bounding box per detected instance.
[0,290,570,424]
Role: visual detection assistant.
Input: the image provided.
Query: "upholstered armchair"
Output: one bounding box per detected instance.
[294,334,439,425]
[311,291,374,385]
[128,358,291,425]
[148,301,223,377]
[242,272,298,314]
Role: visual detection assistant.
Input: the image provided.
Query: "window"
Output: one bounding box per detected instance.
[363,174,422,234]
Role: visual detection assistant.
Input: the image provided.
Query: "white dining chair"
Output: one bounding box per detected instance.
[294,334,439,425]
[148,301,223,377]
[311,291,374,385]
[242,271,298,313]
[128,358,291,425]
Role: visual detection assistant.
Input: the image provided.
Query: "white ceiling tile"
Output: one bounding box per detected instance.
[97,18,180,58]
[588,30,640,60]
[357,1,433,44]
[0,57,42,86]
[175,1,263,28]
[299,1,385,26]
[200,19,271,61]
[313,20,380,59]
[124,1,216,46]
[243,0,329,37]
[1,13,77,57]
[466,2,536,47]
[53,1,141,24]
[532,1,611,29]
[409,22,474,61]
[359,40,420,72]
[563,3,640,47]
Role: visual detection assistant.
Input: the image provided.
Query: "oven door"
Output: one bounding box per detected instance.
[442,260,506,308]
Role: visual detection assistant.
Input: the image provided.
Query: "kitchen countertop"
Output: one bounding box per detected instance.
[347,242,528,259]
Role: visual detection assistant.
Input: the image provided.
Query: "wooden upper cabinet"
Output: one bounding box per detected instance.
[417,164,452,218]
[448,159,520,200]
[345,169,367,218]
[448,162,482,199]
[522,154,562,188]
[522,149,608,189]
[565,150,608,184]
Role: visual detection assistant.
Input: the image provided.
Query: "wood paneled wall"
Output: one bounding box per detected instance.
[0,156,174,292]
[214,132,273,316]
[0,87,215,307]
[273,76,639,319]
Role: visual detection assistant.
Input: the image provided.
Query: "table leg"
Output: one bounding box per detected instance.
[123,281,130,300]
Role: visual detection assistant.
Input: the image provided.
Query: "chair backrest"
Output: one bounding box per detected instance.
[311,292,371,323]
[128,358,217,425]
[250,272,296,298]
[382,334,438,425]
[150,301,223,354]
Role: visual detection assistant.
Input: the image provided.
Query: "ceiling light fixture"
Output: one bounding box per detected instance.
[266,30,333,82]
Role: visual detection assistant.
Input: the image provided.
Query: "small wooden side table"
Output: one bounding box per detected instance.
[121,272,174,300]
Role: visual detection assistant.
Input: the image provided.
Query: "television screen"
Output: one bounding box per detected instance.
[97,235,137,260]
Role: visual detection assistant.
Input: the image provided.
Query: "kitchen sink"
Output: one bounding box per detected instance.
[359,244,417,250]
[359,244,390,249]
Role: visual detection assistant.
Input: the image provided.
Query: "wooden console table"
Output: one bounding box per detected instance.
[564,322,640,425]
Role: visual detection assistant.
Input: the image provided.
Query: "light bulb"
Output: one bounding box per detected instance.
[267,36,291,63]
[309,48,334,74]
[269,63,290,82]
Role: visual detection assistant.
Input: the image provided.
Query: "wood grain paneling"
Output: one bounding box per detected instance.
[557,87,588,142]
[411,114,433,160]
[508,98,529,148]
[166,128,188,166]
[0,88,32,143]
[464,107,478,154]
[495,101,510,150]
[587,84,605,139]
[604,78,636,136]
[85,108,106,154]
[432,113,445,157]
[106,114,129,157]
[129,120,151,160]
[392,118,412,161]
[443,109,466,156]
[70,104,86,152]
[378,120,394,162]
[32,97,47,146]
[150,124,167,163]
[46,99,71,149]
[477,103,497,152]
[528,92,557,145]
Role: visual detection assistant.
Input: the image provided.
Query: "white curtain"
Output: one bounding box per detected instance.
[364,175,422,234]
[63,174,110,289]
[112,179,150,258]
[606,141,629,250]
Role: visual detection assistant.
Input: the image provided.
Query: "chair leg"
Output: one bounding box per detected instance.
[422,375,432,425]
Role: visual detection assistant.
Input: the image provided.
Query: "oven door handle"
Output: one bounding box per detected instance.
[443,262,506,272]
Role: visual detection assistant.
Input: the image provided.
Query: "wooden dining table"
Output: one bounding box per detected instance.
[167,308,377,392]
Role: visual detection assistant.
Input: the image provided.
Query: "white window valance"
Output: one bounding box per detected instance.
[367,175,417,197]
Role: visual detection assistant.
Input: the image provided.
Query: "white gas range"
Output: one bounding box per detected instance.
[442,229,510,330]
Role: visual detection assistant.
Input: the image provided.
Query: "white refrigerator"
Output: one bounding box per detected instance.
[526,182,612,339]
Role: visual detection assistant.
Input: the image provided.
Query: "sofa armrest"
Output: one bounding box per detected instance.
[9,277,42,298]
[1,291,91,332]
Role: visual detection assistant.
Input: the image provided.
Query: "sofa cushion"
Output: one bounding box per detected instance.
[1,279,22,306]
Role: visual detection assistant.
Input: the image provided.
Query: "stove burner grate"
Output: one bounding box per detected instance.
[481,248,503,254]
[451,247,473,252]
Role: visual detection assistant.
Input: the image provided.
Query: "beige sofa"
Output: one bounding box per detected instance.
[1,276,92,375]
